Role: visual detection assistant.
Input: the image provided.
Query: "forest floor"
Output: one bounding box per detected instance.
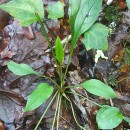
[0,0,130,130]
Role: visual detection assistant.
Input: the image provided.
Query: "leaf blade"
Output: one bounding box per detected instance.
[0,0,44,26]
[69,0,102,50]
[83,23,109,51]
[7,61,38,76]
[46,1,64,19]
[74,0,102,36]
[55,37,64,65]
[124,116,130,125]
[80,79,116,98]
[69,0,80,34]
[126,0,130,9]
[24,83,53,112]
[96,105,123,129]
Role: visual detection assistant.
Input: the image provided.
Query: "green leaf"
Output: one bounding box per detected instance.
[55,37,64,65]
[83,23,109,51]
[46,1,64,19]
[124,117,130,125]
[80,79,116,98]
[69,0,102,47]
[0,0,44,26]
[24,83,53,112]
[7,61,38,76]
[96,105,123,129]
[126,0,130,9]
[68,0,80,34]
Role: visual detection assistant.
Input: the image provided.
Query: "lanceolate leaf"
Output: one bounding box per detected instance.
[126,0,130,9]
[0,0,44,26]
[7,61,39,76]
[69,0,102,47]
[55,37,64,65]
[80,79,116,98]
[46,1,64,19]
[69,0,80,34]
[96,105,123,129]
[24,83,53,112]
[83,23,109,51]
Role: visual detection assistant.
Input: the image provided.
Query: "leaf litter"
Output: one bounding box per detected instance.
[0,0,130,129]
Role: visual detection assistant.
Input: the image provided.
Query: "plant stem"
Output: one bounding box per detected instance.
[66,91,102,107]
[62,94,86,130]
[35,13,62,84]
[57,94,62,130]
[65,97,86,130]
[35,13,53,53]
[63,35,71,50]
[70,102,86,130]
[52,92,60,130]
[40,75,60,89]
[63,36,78,81]
[34,91,58,130]
[35,13,59,66]
[63,53,71,80]
[60,64,63,88]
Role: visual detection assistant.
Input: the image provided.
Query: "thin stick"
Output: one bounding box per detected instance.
[70,100,86,130]
[63,36,78,82]
[66,91,102,107]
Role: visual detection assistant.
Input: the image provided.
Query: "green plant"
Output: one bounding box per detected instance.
[124,48,130,65]
[0,0,130,129]
[126,0,130,9]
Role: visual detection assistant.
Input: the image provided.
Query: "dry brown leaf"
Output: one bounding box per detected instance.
[0,121,5,130]
[121,65,130,73]
[112,48,125,62]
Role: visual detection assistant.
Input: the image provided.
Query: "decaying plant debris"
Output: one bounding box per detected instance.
[0,0,130,130]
